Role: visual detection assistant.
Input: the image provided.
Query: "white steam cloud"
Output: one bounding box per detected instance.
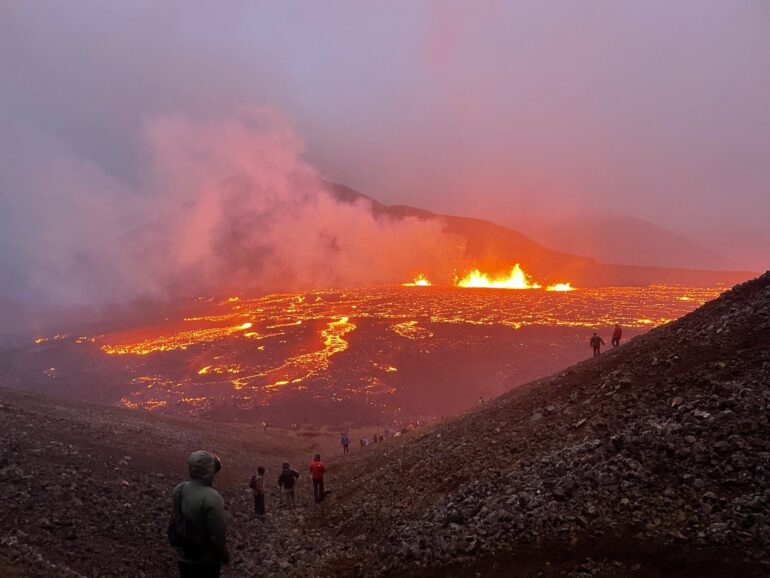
[0,107,465,305]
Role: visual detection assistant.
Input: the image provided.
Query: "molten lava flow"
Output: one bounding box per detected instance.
[392,320,434,339]
[403,274,432,286]
[260,316,357,390]
[546,282,574,292]
[456,264,541,289]
[101,320,254,355]
[73,283,723,418]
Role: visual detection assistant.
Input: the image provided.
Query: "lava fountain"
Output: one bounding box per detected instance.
[456,264,541,289]
[403,274,432,287]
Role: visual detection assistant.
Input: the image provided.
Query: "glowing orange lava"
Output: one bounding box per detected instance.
[546,282,574,292]
[456,264,541,289]
[40,282,721,417]
[403,274,432,286]
[101,320,254,355]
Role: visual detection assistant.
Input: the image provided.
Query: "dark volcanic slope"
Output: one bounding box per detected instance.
[319,272,770,577]
[0,391,341,577]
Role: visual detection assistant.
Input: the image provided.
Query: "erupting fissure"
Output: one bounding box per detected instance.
[403,274,432,287]
[405,264,574,291]
[456,264,541,289]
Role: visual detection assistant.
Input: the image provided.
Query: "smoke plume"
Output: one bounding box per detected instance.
[0,107,465,306]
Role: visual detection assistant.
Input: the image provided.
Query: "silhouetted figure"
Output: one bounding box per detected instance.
[611,324,623,347]
[249,466,266,517]
[590,332,605,357]
[261,420,268,432]
[478,396,485,406]
[169,451,230,578]
[277,462,299,509]
[309,454,326,504]
[341,432,350,455]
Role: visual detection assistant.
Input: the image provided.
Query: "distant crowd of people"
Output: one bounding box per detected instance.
[340,425,420,455]
[590,323,623,357]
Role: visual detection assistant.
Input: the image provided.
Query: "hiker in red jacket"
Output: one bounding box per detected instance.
[611,324,623,347]
[309,454,326,504]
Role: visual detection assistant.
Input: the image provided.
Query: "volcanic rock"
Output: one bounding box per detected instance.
[1,272,770,577]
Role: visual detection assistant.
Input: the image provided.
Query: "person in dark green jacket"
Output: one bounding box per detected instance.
[172,451,231,578]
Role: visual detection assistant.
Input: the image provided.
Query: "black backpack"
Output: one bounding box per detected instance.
[168,483,206,556]
[279,469,297,489]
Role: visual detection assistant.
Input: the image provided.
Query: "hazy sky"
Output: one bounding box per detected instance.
[2,0,769,284]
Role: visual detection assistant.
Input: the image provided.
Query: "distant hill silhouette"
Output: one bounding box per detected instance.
[521,213,733,270]
[326,182,755,287]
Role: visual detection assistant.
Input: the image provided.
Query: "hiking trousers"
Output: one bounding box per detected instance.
[178,561,220,578]
[254,493,265,515]
[282,487,296,509]
[313,478,325,503]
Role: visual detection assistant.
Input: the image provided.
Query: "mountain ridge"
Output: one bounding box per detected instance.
[520,213,733,270]
[326,182,757,287]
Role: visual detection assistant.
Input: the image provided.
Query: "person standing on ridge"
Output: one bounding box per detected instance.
[341,432,350,455]
[590,332,605,357]
[249,466,266,518]
[611,324,623,347]
[309,454,326,504]
[169,451,230,578]
[277,462,300,509]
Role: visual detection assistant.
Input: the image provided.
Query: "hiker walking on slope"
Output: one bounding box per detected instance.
[249,466,266,517]
[341,432,350,455]
[590,332,605,357]
[309,454,327,504]
[277,462,300,509]
[611,324,623,347]
[169,451,230,578]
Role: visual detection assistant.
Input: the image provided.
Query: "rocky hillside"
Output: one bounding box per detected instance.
[1,272,769,577]
[0,390,350,577]
[317,271,770,577]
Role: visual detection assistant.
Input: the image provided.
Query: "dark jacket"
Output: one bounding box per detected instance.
[172,480,230,565]
[278,468,299,489]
